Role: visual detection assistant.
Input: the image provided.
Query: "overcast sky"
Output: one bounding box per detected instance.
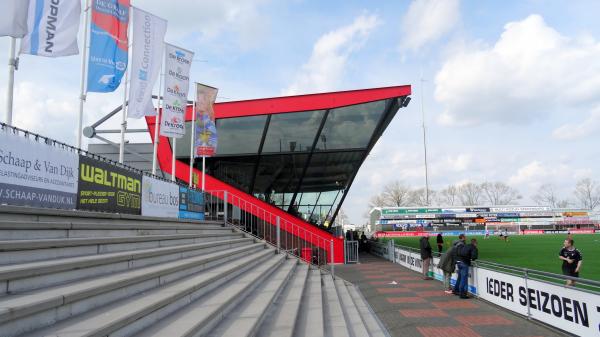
[1,0,600,224]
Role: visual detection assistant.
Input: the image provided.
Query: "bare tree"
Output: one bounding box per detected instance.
[574,178,600,210]
[382,181,412,207]
[335,208,349,227]
[532,184,571,208]
[368,193,388,209]
[458,182,483,206]
[481,182,521,205]
[409,188,436,206]
[437,185,459,205]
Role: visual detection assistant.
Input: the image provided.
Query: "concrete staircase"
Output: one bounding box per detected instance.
[0,206,387,337]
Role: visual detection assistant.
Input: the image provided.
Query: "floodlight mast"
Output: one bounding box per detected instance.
[420,72,430,206]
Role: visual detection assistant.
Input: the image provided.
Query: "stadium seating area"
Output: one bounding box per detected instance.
[0,205,386,337]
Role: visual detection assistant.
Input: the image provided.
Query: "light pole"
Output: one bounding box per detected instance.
[420,71,430,206]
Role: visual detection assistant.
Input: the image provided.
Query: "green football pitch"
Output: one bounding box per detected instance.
[385,234,600,281]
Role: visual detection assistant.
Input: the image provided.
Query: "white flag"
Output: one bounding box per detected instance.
[160,44,193,138]
[20,0,81,57]
[127,8,167,119]
[0,0,30,38]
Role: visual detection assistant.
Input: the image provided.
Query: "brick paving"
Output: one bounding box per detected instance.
[334,253,566,337]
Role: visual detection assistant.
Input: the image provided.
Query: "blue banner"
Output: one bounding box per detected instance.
[87,0,130,93]
[178,186,204,220]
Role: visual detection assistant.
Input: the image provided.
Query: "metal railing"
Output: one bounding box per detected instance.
[203,190,337,277]
[345,241,359,264]
[376,241,600,294]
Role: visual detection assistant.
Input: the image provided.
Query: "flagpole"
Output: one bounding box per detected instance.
[151,61,164,175]
[5,37,17,125]
[118,67,128,163]
[77,0,91,148]
[171,137,176,181]
[202,155,206,191]
[188,101,196,187]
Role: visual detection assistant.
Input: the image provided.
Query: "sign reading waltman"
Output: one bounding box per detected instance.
[0,130,78,209]
[142,176,179,218]
[178,186,204,220]
[77,155,142,214]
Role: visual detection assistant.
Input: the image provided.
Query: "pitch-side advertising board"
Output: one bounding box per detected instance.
[0,130,78,209]
[77,155,142,214]
[141,176,179,218]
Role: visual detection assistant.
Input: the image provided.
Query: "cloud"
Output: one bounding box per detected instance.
[552,105,600,140]
[508,160,591,189]
[434,14,600,127]
[141,0,270,49]
[400,0,460,51]
[282,13,380,95]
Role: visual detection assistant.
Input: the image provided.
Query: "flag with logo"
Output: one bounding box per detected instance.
[20,0,81,57]
[127,8,167,119]
[87,0,130,93]
[194,83,218,158]
[160,44,193,138]
[0,0,30,38]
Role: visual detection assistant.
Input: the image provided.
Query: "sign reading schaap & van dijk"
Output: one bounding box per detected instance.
[77,155,141,214]
[141,176,179,218]
[477,268,600,336]
[0,130,78,209]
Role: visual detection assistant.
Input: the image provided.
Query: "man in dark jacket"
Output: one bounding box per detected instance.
[419,235,433,280]
[453,238,478,299]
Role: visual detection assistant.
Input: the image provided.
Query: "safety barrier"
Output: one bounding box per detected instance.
[203,190,337,274]
[370,241,600,336]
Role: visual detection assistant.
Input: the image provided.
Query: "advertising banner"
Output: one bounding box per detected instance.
[20,0,81,57]
[194,83,218,157]
[0,0,30,38]
[87,0,130,93]
[477,267,600,336]
[178,186,204,220]
[141,176,179,218]
[393,246,478,294]
[160,44,193,137]
[127,7,167,119]
[0,130,78,209]
[77,155,141,214]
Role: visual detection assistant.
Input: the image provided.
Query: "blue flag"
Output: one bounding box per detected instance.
[86,0,130,93]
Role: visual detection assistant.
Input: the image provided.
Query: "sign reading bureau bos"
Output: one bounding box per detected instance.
[77,155,142,214]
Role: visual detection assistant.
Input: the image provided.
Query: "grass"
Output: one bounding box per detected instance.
[386,234,600,282]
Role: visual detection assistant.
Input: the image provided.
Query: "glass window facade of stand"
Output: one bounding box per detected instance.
[316,100,387,151]
[168,97,401,227]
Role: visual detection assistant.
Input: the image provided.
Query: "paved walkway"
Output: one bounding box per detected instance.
[335,253,565,337]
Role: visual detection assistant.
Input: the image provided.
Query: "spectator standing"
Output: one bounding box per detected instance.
[419,235,433,280]
[436,233,444,255]
[559,239,583,286]
[437,243,458,294]
[453,238,478,299]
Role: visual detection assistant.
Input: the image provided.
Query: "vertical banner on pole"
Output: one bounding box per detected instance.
[127,7,167,119]
[20,0,82,57]
[0,0,30,38]
[87,0,130,93]
[160,44,193,138]
[193,84,218,158]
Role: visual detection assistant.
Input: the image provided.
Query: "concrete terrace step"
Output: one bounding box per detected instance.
[0,237,255,293]
[323,274,350,337]
[0,223,230,241]
[0,232,245,266]
[335,278,370,337]
[0,243,266,336]
[134,252,285,337]
[295,268,324,337]
[0,231,234,251]
[347,284,387,337]
[21,249,277,337]
[213,258,297,337]
[257,263,309,337]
